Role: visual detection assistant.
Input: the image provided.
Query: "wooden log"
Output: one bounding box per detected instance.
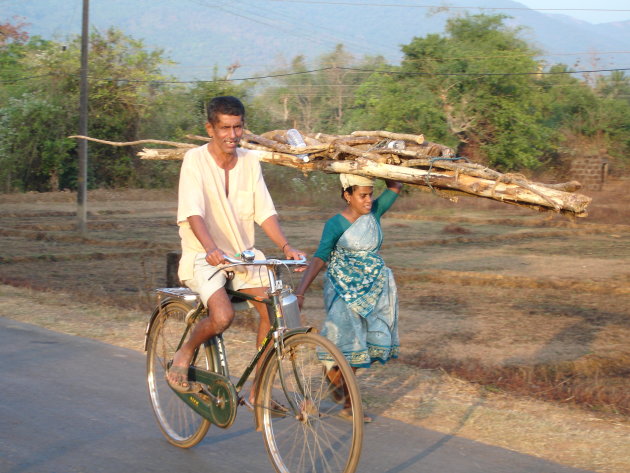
[139,148,187,160]
[329,143,389,163]
[539,181,582,192]
[326,137,380,147]
[71,134,591,216]
[244,133,329,155]
[375,142,455,159]
[312,158,591,215]
[351,130,425,144]
[308,132,354,142]
[134,147,590,215]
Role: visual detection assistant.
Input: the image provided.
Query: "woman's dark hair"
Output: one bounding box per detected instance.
[206,96,245,124]
[341,186,355,200]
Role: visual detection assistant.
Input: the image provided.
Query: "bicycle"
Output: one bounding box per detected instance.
[145,250,364,473]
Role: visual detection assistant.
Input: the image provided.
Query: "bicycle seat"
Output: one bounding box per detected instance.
[155,286,249,311]
[155,287,199,302]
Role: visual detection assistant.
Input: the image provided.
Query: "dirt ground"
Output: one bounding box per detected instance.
[0,179,628,473]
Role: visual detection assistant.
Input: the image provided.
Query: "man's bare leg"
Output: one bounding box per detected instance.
[167,288,234,391]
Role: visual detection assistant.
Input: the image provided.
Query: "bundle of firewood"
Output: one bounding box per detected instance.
[71,129,592,216]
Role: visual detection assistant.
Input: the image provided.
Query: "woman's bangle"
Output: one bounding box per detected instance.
[282,242,290,252]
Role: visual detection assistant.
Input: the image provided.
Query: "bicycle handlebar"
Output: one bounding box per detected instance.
[205,250,307,284]
[222,252,308,267]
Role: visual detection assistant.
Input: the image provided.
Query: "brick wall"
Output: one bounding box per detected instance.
[568,155,608,191]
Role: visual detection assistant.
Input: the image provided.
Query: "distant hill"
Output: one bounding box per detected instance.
[4,0,629,80]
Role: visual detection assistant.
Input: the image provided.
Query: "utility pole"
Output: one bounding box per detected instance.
[77,0,89,234]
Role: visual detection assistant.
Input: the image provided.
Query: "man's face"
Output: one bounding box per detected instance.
[205,113,244,156]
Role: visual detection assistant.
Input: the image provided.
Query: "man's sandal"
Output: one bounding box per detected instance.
[166,365,202,394]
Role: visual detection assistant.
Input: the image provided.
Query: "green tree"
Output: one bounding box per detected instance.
[187,69,255,134]
[0,27,174,190]
[252,46,390,202]
[0,36,78,191]
[594,71,630,164]
[537,65,601,135]
[263,54,320,132]
[596,70,630,103]
[0,93,74,191]
[536,66,630,169]
[81,28,173,186]
[0,18,32,103]
[351,14,553,170]
[258,45,385,134]
[347,61,453,145]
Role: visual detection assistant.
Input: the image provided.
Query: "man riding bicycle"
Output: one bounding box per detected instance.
[167,95,305,394]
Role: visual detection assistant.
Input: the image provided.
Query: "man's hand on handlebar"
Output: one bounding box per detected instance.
[205,247,227,266]
[283,245,307,272]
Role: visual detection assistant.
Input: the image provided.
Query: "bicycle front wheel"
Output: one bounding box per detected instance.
[259,332,364,473]
[146,300,214,448]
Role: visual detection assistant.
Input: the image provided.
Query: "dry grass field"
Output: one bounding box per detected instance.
[1,177,628,472]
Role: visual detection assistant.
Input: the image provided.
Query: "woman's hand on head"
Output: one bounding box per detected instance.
[385,179,403,193]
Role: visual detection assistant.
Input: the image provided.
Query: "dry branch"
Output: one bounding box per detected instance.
[351,130,425,144]
[70,130,591,217]
[68,135,196,149]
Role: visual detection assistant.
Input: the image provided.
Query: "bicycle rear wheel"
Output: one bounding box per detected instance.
[146,300,214,448]
[259,332,363,473]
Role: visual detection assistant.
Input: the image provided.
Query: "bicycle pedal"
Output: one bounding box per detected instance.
[239,397,254,411]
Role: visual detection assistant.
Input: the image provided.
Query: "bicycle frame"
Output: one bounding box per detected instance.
[146,253,364,471]
[145,254,311,426]
[218,259,309,391]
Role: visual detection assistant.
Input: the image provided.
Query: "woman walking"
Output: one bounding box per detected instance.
[295,174,402,422]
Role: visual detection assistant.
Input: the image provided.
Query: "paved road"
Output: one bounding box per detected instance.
[0,317,593,473]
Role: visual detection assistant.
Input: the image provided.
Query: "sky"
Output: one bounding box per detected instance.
[4,1,630,27]
[517,1,630,24]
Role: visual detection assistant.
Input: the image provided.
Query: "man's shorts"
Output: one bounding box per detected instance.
[184,250,270,307]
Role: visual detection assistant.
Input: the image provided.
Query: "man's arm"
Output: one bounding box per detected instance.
[187,215,226,266]
[260,214,306,262]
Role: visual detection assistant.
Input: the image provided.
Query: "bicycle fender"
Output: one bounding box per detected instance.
[143,298,196,351]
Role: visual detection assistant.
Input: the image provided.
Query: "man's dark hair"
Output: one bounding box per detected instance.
[206,96,245,124]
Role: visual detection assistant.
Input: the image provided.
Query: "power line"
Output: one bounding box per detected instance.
[3,66,629,85]
[269,0,630,14]
[10,47,628,77]
[404,51,630,61]
[162,50,630,77]
[0,73,57,84]
[334,66,630,78]
[162,49,630,71]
